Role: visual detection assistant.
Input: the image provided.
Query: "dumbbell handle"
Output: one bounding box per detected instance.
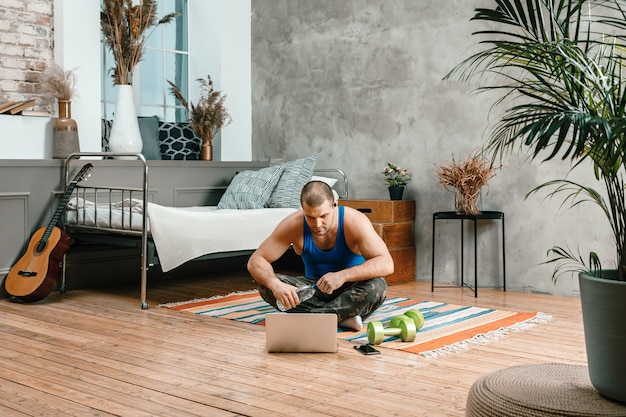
[383,327,403,337]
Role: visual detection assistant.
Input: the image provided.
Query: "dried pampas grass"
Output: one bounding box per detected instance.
[168,75,232,144]
[39,63,77,101]
[100,0,177,85]
[435,151,498,214]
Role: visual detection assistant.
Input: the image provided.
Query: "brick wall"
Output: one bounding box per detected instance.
[0,0,53,110]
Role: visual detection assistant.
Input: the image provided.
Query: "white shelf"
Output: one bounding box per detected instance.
[0,114,54,159]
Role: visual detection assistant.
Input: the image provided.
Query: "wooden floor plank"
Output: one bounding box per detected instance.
[0,269,609,417]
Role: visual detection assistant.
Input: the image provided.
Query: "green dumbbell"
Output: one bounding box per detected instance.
[389,314,414,329]
[403,309,425,330]
[387,309,426,332]
[367,318,417,345]
[384,309,425,339]
[367,309,426,345]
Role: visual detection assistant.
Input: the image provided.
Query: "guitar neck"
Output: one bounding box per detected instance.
[31,163,92,252]
[40,182,79,242]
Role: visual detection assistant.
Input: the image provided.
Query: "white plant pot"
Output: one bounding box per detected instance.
[108,84,142,158]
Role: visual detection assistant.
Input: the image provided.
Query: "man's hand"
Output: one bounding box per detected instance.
[271,281,300,310]
[316,271,345,294]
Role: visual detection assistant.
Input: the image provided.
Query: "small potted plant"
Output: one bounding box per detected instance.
[168,75,232,161]
[435,151,497,215]
[382,163,411,200]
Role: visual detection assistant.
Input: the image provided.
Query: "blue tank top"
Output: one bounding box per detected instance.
[301,205,366,279]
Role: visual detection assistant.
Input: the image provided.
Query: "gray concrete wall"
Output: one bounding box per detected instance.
[251,0,614,296]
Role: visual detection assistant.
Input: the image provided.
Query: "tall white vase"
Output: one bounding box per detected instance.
[108,84,142,158]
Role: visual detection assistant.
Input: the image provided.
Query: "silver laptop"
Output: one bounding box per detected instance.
[265,313,338,353]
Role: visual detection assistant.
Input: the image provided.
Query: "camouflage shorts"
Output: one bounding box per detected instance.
[258,273,388,322]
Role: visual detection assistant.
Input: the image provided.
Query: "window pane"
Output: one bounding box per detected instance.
[145,0,169,49]
[164,0,188,51]
[142,106,165,120]
[165,51,188,106]
[103,100,115,120]
[165,106,186,122]
[102,102,115,120]
[140,49,164,104]
[146,24,164,49]
[101,44,117,118]
[102,44,115,89]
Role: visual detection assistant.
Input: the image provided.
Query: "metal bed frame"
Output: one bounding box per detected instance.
[60,152,349,309]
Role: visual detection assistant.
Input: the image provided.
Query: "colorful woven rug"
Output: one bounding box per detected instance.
[162,291,550,357]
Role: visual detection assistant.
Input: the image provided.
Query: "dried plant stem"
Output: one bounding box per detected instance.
[435,151,498,214]
[168,76,232,144]
[39,62,77,101]
[100,0,177,85]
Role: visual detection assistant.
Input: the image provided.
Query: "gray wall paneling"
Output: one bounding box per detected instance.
[0,159,269,297]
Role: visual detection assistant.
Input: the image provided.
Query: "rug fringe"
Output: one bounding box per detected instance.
[419,312,553,359]
[158,289,259,308]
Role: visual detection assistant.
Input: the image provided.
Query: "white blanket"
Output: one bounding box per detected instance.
[147,203,297,272]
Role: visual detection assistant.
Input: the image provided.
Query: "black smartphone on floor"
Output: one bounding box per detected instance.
[354,344,380,355]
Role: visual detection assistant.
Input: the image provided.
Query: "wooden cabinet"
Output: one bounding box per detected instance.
[339,199,416,285]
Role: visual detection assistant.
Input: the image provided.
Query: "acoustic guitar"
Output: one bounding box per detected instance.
[5,163,93,302]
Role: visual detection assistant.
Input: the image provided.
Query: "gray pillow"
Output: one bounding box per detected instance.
[217,164,286,209]
[139,116,161,160]
[267,155,317,208]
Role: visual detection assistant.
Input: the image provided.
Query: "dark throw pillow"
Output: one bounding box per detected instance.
[158,121,202,160]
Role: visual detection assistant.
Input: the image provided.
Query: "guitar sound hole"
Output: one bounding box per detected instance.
[36,240,47,253]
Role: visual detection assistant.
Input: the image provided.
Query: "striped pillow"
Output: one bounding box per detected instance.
[217,164,285,209]
[268,155,317,208]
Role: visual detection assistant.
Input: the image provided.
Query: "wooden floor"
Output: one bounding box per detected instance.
[0,267,587,417]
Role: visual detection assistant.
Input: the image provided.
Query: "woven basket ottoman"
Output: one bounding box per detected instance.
[466,363,626,417]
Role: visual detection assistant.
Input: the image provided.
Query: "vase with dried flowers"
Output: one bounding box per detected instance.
[168,75,232,161]
[39,62,80,159]
[100,0,177,156]
[382,163,411,200]
[435,151,498,214]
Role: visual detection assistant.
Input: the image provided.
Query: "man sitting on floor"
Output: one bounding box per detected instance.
[247,180,393,331]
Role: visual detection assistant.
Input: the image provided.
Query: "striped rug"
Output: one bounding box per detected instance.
[162,291,550,357]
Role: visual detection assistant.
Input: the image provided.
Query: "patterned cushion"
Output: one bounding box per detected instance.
[267,155,317,208]
[101,119,113,152]
[217,164,286,209]
[158,121,201,160]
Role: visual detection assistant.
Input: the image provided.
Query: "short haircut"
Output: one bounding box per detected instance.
[301,181,334,207]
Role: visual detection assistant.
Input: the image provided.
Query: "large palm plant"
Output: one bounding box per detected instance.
[446,0,626,280]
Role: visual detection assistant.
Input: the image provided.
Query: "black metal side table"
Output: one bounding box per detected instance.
[431,210,506,297]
